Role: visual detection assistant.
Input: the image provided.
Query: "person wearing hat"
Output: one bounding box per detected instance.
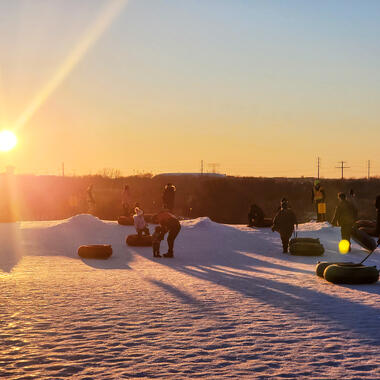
[162,183,176,212]
[272,198,298,253]
[312,180,326,222]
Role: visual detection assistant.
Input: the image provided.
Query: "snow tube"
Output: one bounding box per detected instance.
[351,227,377,252]
[118,216,134,225]
[252,218,273,227]
[290,242,324,256]
[354,220,376,229]
[324,264,379,284]
[144,213,159,224]
[358,226,378,238]
[290,237,320,245]
[315,261,356,278]
[78,245,112,259]
[126,234,152,247]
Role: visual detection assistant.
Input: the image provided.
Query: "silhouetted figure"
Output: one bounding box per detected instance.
[312,180,326,222]
[376,195,380,245]
[347,188,359,219]
[272,198,297,253]
[248,203,264,227]
[157,211,181,258]
[162,183,176,211]
[331,192,357,251]
[133,205,150,237]
[122,185,131,216]
[86,185,96,214]
[152,226,164,258]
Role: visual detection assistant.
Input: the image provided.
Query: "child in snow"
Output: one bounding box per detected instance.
[272,198,298,253]
[133,205,150,237]
[152,226,164,258]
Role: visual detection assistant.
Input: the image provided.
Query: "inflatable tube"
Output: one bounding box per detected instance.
[118,216,134,226]
[324,264,379,284]
[354,220,376,229]
[358,226,378,238]
[290,242,324,256]
[126,234,152,247]
[315,261,356,278]
[144,214,159,224]
[351,227,377,252]
[78,244,112,259]
[290,237,320,245]
[252,218,273,228]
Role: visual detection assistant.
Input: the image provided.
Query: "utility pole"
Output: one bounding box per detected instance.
[62,162,65,177]
[367,160,370,179]
[208,163,220,174]
[335,161,350,180]
[317,157,320,179]
[200,160,204,175]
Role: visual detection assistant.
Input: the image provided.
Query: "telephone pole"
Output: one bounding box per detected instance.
[335,161,350,179]
[367,160,370,179]
[200,160,204,175]
[317,157,320,179]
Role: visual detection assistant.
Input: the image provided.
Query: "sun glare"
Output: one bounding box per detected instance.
[0,130,17,152]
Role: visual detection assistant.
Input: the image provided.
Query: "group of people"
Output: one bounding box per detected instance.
[249,185,380,254]
[128,183,180,258]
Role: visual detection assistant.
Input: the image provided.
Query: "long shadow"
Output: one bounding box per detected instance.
[0,223,22,273]
[134,225,380,345]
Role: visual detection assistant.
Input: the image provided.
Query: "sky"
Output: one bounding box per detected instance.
[0,0,380,178]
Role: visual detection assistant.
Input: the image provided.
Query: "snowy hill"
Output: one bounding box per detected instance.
[1,215,379,379]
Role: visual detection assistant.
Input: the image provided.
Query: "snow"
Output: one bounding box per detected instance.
[1,214,379,379]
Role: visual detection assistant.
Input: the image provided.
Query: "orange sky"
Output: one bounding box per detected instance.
[1,0,380,178]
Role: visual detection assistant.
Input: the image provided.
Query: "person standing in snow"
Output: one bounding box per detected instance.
[347,189,359,220]
[156,210,181,258]
[375,195,380,245]
[248,203,265,227]
[312,179,326,222]
[121,185,131,216]
[162,183,176,212]
[152,226,164,258]
[331,192,357,251]
[86,184,96,215]
[272,198,298,253]
[133,205,150,237]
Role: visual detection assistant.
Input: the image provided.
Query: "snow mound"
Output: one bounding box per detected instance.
[181,217,217,229]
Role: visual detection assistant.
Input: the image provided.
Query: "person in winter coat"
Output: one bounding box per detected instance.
[162,183,176,211]
[86,184,96,214]
[312,180,326,222]
[156,210,181,258]
[376,195,380,245]
[272,198,298,253]
[122,185,131,216]
[133,205,150,237]
[331,192,357,250]
[248,203,264,227]
[152,226,164,258]
[347,189,359,220]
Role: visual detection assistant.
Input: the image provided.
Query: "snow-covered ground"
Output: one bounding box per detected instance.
[1,215,379,379]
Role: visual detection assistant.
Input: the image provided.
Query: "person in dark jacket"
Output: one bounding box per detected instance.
[272,198,298,253]
[376,195,380,245]
[157,211,181,258]
[312,180,326,222]
[331,192,357,250]
[248,203,264,227]
[162,183,176,211]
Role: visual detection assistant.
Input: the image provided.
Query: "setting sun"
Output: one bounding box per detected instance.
[0,130,17,152]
